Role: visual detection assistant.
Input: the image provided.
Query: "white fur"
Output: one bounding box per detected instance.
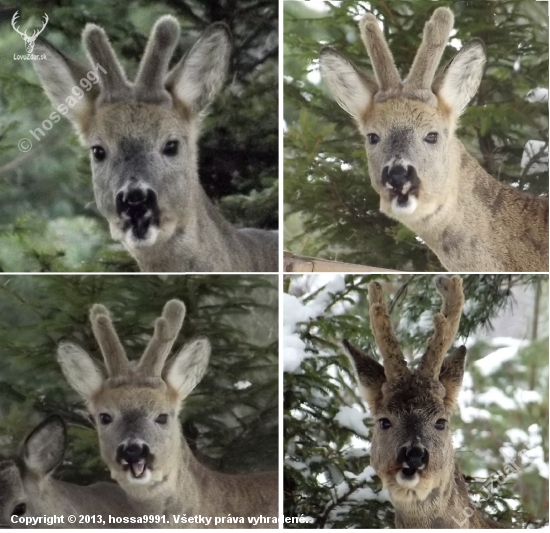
[391,195,418,215]
[396,470,420,489]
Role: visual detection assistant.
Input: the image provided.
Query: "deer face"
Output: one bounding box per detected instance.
[57,300,211,491]
[359,99,454,219]
[0,461,29,526]
[88,103,199,249]
[345,276,466,505]
[89,383,182,485]
[33,17,230,251]
[320,8,486,222]
[369,376,455,503]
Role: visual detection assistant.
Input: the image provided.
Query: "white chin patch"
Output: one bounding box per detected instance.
[125,226,159,249]
[391,195,417,215]
[396,469,420,489]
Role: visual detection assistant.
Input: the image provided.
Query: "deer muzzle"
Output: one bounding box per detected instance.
[382,165,420,214]
[116,185,160,245]
[117,442,152,480]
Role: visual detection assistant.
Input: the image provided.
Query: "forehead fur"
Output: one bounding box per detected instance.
[382,374,447,416]
[92,382,178,409]
[361,98,448,131]
[89,101,193,141]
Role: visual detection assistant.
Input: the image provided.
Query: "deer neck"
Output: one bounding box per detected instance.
[129,184,260,272]
[392,462,487,528]
[401,141,548,272]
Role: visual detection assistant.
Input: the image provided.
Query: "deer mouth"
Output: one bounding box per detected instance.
[388,185,420,215]
[121,458,150,479]
[116,187,160,247]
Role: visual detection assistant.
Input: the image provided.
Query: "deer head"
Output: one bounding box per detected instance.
[57,300,210,490]
[344,276,466,505]
[0,416,67,525]
[12,11,48,54]
[32,17,231,252]
[320,8,486,220]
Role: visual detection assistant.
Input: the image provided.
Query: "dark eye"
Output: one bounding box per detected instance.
[12,503,26,517]
[99,413,112,425]
[367,133,380,145]
[91,145,106,161]
[435,418,447,430]
[378,418,392,430]
[162,140,179,156]
[156,414,168,425]
[425,132,438,144]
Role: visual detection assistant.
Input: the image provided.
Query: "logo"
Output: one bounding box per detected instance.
[11,11,48,54]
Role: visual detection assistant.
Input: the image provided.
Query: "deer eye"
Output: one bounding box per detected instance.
[99,413,112,425]
[424,132,438,144]
[12,503,26,517]
[378,418,392,430]
[367,133,380,145]
[91,145,106,162]
[162,140,179,156]
[155,414,168,425]
[435,419,447,430]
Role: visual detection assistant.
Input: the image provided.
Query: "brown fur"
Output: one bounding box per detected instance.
[320,8,548,272]
[344,277,505,528]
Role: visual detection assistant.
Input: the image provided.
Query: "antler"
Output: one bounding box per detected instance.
[137,300,186,377]
[416,276,464,379]
[404,7,454,91]
[135,15,179,103]
[89,304,130,377]
[358,14,401,92]
[82,24,132,103]
[11,11,26,38]
[368,281,411,381]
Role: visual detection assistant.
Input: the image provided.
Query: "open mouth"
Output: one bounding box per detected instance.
[122,458,149,479]
[401,466,417,477]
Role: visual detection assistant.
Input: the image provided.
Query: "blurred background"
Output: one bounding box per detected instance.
[284,274,548,528]
[284,0,548,271]
[0,274,278,482]
[0,0,278,272]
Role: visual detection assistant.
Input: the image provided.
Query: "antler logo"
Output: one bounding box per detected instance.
[11,11,48,54]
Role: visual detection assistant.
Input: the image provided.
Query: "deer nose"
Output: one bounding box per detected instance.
[116,187,157,217]
[118,442,150,464]
[405,446,428,469]
[382,165,411,190]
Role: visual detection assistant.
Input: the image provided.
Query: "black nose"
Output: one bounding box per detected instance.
[405,446,428,469]
[383,165,411,189]
[117,443,150,464]
[116,187,157,218]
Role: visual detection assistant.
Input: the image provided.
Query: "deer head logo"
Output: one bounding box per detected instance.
[11,11,48,54]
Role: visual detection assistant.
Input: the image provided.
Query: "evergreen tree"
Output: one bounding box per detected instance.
[0,0,277,272]
[284,0,548,271]
[0,274,278,484]
[284,274,548,528]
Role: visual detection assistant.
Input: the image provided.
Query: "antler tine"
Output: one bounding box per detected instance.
[137,299,186,377]
[368,282,410,380]
[90,304,129,377]
[404,7,454,91]
[417,276,464,379]
[359,14,401,92]
[135,15,180,102]
[82,24,131,102]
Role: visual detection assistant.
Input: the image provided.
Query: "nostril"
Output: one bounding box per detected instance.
[406,447,428,468]
[122,443,144,462]
[126,189,147,206]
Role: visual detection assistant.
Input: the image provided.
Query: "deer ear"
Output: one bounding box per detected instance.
[166,24,231,114]
[320,47,378,124]
[22,415,67,475]
[165,339,211,402]
[33,39,98,136]
[433,39,486,116]
[343,340,386,414]
[439,346,467,410]
[57,343,105,399]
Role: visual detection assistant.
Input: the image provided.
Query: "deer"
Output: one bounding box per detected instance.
[320,8,548,272]
[56,299,278,529]
[0,415,139,528]
[343,276,507,528]
[32,16,278,272]
[11,11,48,54]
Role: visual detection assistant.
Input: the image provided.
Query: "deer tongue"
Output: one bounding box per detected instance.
[130,459,146,478]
